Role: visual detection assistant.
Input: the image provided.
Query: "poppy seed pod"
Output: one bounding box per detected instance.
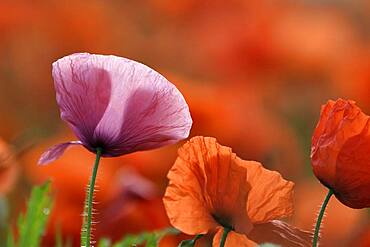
[311,99,370,209]
[39,53,192,165]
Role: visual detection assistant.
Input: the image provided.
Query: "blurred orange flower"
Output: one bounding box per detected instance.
[333,49,370,110]
[0,138,18,194]
[163,136,311,246]
[311,99,370,208]
[352,224,370,247]
[169,75,305,180]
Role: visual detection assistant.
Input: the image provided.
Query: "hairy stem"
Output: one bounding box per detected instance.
[85,147,102,247]
[220,227,231,247]
[312,188,334,247]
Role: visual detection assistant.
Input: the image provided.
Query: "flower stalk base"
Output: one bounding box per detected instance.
[220,227,231,247]
[84,148,103,247]
[312,188,334,247]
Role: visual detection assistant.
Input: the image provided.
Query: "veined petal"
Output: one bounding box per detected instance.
[38,141,82,165]
[242,161,294,224]
[336,118,370,208]
[53,53,191,156]
[91,55,192,156]
[163,141,218,235]
[52,53,112,147]
[311,99,369,189]
[163,136,252,235]
[248,220,312,247]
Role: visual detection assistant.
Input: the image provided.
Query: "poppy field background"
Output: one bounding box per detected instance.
[0,1,370,246]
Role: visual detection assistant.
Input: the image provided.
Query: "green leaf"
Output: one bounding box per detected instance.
[258,243,281,247]
[6,228,15,247]
[149,228,180,246]
[17,181,53,247]
[178,234,204,247]
[98,238,112,247]
[112,233,145,247]
[112,227,180,247]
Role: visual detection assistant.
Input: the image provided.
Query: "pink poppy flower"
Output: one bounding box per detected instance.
[39,53,192,165]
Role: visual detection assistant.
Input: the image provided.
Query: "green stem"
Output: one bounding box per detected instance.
[85,147,103,247]
[219,227,231,247]
[312,188,334,247]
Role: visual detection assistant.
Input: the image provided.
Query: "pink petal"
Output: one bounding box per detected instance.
[53,53,192,156]
[248,220,312,247]
[99,169,158,224]
[38,141,82,165]
[88,54,192,155]
[52,53,112,147]
[115,168,157,200]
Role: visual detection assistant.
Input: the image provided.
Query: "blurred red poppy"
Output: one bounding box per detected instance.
[0,138,18,195]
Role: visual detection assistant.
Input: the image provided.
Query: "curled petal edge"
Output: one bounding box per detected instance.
[38,141,83,165]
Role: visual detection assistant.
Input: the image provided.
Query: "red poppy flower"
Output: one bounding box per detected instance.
[311,98,370,208]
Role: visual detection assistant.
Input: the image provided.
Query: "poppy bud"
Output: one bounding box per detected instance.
[311,99,370,209]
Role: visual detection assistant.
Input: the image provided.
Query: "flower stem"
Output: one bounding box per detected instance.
[220,227,231,247]
[85,147,102,247]
[312,188,334,247]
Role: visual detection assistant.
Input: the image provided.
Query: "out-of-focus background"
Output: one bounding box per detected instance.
[0,1,369,246]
